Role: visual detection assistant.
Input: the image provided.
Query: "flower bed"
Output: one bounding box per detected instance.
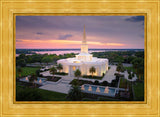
[55,72,68,75]
[43,76,61,82]
[82,75,103,80]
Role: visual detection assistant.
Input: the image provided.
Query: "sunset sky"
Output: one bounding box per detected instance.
[16,16,144,49]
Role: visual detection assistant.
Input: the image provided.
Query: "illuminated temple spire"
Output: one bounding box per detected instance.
[82,25,86,44]
[81,25,88,53]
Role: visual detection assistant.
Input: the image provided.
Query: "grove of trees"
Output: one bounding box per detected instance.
[16,50,144,80]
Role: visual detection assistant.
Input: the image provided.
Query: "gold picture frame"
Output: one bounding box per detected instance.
[0,0,160,116]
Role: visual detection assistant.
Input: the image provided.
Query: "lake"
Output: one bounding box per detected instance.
[16,50,106,56]
[16,49,144,57]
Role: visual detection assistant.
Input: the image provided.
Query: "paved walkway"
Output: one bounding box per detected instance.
[39,79,71,94]
[39,65,137,94]
[101,65,117,83]
[120,71,137,82]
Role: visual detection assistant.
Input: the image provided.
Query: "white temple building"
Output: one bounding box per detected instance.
[57,25,109,77]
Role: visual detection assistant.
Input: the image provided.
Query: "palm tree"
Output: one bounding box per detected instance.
[57,64,63,72]
[49,66,57,80]
[74,69,81,80]
[116,63,124,74]
[116,65,121,74]
[71,79,79,87]
[66,86,82,101]
[137,67,144,80]
[29,74,37,87]
[132,58,144,81]
[17,67,22,78]
[133,62,138,73]
[89,66,96,77]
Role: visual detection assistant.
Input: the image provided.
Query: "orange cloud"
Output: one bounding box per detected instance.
[16,39,125,49]
[106,43,125,46]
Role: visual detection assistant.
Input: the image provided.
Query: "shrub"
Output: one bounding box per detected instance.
[114,73,124,77]
[111,80,116,87]
[127,69,131,74]
[66,86,83,101]
[110,79,119,87]
[71,79,79,86]
[36,70,40,77]
[102,73,105,77]
[82,75,103,79]
[94,80,100,85]
[17,59,26,67]
[69,79,93,86]
[43,76,61,82]
[128,74,132,79]
[101,81,109,86]
[55,72,68,75]
[39,74,43,77]
[116,76,120,81]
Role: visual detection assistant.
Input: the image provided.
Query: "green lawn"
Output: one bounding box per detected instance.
[133,82,144,101]
[125,67,144,81]
[16,85,67,101]
[119,78,128,89]
[36,88,67,101]
[16,67,40,77]
[125,66,135,73]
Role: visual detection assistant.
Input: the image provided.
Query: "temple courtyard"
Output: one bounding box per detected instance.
[38,65,137,94]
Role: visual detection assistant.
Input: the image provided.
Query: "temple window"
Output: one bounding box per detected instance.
[72,66,76,71]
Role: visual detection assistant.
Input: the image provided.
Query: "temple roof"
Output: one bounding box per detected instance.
[77,53,91,56]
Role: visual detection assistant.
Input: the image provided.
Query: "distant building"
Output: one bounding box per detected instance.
[57,25,109,77]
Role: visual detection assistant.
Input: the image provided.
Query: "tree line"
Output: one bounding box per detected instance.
[16,53,76,67]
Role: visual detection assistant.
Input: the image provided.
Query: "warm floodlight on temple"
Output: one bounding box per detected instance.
[57,25,109,77]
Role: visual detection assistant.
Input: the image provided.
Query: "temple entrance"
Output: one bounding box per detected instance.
[69,65,80,77]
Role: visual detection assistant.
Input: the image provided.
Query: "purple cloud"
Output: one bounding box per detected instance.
[58,34,73,40]
[36,32,44,35]
[125,16,144,22]
[16,16,144,49]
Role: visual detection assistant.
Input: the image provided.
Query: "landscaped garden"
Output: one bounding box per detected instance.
[15,51,144,101]
[69,79,93,86]
[70,77,119,88]
[55,72,68,75]
[43,76,61,82]
[82,75,103,80]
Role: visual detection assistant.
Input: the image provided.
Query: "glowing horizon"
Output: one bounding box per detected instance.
[16,16,144,49]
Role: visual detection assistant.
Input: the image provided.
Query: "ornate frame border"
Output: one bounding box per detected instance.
[0,0,159,116]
